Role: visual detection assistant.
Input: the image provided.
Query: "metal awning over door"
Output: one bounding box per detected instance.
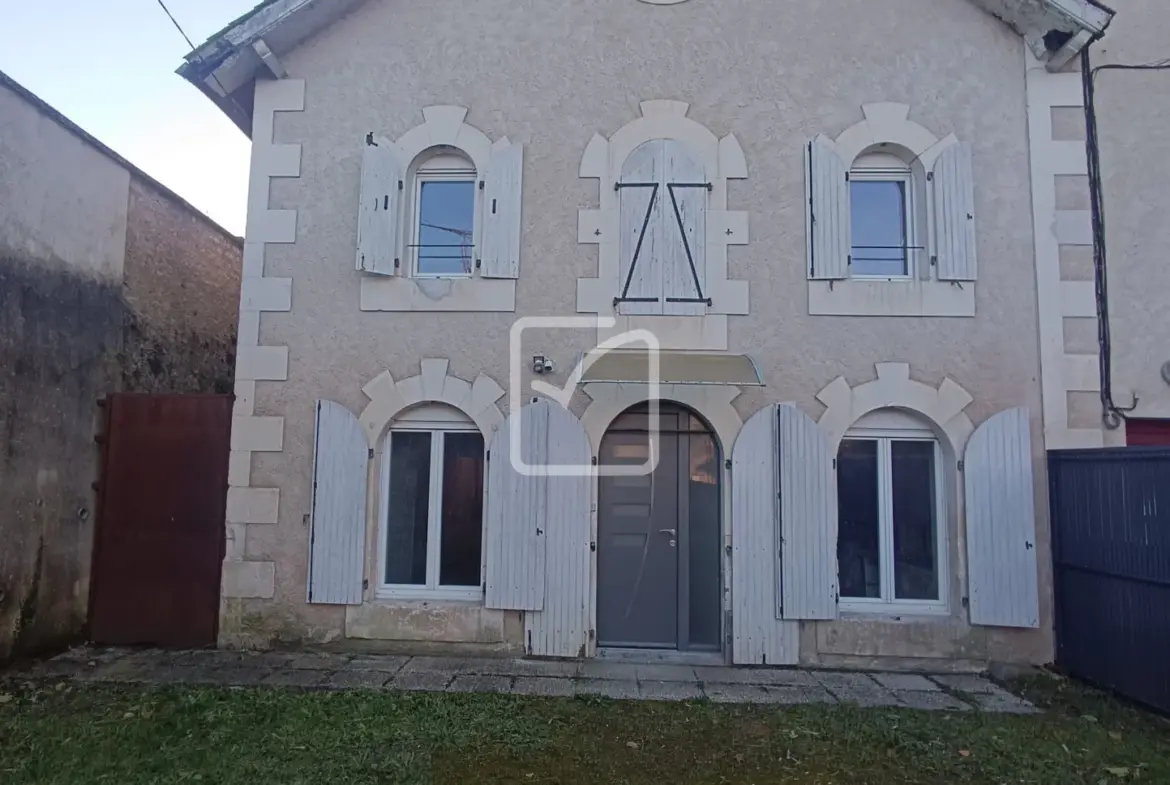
[579,351,764,387]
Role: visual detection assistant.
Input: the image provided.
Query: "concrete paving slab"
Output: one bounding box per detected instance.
[576,679,640,699]
[704,684,770,703]
[326,670,393,689]
[391,670,454,692]
[187,666,273,687]
[262,669,330,688]
[761,685,837,705]
[638,681,703,701]
[578,661,640,681]
[285,654,349,671]
[471,659,578,678]
[511,677,576,697]
[931,674,1002,694]
[966,691,1040,714]
[635,664,698,683]
[341,655,409,674]
[813,671,882,690]
[695,667,819,687]
[449,674,513,694]
[872,673,941,692]
[397,656,486,674]
[894,690,972,711]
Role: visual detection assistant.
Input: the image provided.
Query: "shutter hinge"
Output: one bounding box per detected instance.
[724,458,732,471]
[486,449,490,462]
[398,180,404,190]
[927,171,934,182]
[479,180,485,191]
[958,460,965,472]
[362,579,369,590]
[475,258,481,270]
[931,255,938,267]
[393,258,400,270]
[589,629,595,641]
[844,171,850,182]
[832,458,837,470]
[847,255,852,267]
[590,541,597,552]
[961,596,969,609]
[591,456,599,466]
[368,448,374,460]
[365,132,376,146]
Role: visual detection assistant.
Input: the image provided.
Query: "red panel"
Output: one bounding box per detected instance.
[89,394,232,648]
[1126,419,1170,447]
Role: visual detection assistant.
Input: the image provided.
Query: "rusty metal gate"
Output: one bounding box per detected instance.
[89,394,232,648]
[1049,447,1170,714]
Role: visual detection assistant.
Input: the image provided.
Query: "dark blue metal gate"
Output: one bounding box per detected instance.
[1049,448,1170,713]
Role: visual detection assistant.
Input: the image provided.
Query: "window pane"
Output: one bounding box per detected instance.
[850,180,908,277]
[417,180,475,276]
[837,440,881,599]
[385,432,432,585]
[439,432,485,587]
[891,441,939,601]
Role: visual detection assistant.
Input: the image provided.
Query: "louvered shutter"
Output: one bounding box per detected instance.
[355,138,402,276]
[778,404,839,620]
[307,400,369,605]
[618,140,665,316]
[484,402,547,611]
[933,142,977,282]
[731,405,799,665]
[525,403,592,657]
[481,141,524,279]
[806,134,850,280]
[965,407,1040,628]
[662,140,708,316]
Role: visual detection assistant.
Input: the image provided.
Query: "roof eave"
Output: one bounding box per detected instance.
[967,0,1116,70]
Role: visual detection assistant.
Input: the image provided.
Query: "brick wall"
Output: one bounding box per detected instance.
[121,176,242,394]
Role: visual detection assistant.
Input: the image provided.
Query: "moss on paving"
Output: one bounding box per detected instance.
[0,675,1167,784]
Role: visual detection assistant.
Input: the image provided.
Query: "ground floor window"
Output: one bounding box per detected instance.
[378,404,485,600]
[835,409,947,615]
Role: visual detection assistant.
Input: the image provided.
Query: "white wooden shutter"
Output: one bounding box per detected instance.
[525,403,592,657]
[484,402,547,611]
[307,400,369,605]
[965,407,1040,628]
[618,140,664,315]
[806,134,850,280]
[662,140,708,317]
[778,404,838,620]
[355,138,402,276]
[481,140,524,279]
[731,405,799,665]
[933,142,977,282]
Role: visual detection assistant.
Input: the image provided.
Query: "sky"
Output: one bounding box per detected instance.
[1,0,258,235]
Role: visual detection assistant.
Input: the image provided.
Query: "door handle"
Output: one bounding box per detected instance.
[658,528,677,536]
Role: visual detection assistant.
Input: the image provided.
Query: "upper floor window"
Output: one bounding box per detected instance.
[617,138,710,317]
[849,151,918,279]
[805,104,978,317]
[410,151,477,277]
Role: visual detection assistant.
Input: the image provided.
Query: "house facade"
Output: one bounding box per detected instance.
[0,70,242,660]
[180,0,1116,669]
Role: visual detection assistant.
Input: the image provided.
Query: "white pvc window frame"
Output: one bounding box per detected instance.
[408,151,479,280]
[377,413,486,602]
[837,424,948,617]
[848,164,918,282]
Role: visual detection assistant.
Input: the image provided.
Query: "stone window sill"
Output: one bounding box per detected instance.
[809,279,975,317]
[361,276,516,312]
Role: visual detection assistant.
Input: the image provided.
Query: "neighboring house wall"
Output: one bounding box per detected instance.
[122,176,240,394]
[224,0,1050,667]
[0,74,242,660]
[1093,0,1170,425]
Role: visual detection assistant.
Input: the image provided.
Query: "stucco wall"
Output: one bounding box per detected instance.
[0,79,130,659]
[236,0,1049,664]
[1093,0,1170,421]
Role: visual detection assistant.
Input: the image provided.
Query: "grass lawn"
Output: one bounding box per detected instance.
[1,674,1167,784]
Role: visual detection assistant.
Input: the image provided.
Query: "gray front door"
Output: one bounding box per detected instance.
[597,406,722,651]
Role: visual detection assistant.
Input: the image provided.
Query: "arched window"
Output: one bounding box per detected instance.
[379,403,486,600]
[849,148,922,279]
[409,148,478,278]
[835,408,948,615]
